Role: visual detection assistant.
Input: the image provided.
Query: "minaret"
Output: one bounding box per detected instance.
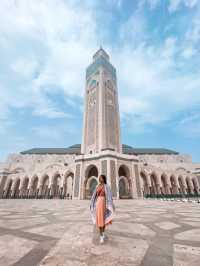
[81,48,122,154]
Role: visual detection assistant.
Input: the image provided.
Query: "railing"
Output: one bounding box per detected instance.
[0,191,73,199]
[144,193,200,202]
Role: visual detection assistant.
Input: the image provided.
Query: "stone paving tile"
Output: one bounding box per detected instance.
[183,217,200,222]
[24,223,74,238]
[174,229,200,242]
[174,244,200,266]
[0,199,199,265]
[155,221,181,230]
[40,224,149,266]
[0,234,37,265]
[181,221,200,227]
[0,217,48,229]
[110,222,155,237]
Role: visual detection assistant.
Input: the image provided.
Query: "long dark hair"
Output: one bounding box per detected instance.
[99,174,107,184]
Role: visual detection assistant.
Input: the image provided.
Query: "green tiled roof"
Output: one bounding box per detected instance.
[20,144,179,155]
[122,144,179,155]
[20,144,82,155]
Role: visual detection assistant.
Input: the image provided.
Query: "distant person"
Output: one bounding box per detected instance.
[90,174,115,244]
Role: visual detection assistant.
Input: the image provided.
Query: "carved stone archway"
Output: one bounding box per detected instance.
[118,165,132,199]
[84,165,98,199]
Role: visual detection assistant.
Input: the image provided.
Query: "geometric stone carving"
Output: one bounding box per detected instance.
[101,160,107,176]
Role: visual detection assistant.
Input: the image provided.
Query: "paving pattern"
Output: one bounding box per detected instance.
[0,199,200,266]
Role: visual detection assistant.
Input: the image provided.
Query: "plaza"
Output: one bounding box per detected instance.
[0,199,200,266]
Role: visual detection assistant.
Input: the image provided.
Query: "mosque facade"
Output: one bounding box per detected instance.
[0,48,200,199]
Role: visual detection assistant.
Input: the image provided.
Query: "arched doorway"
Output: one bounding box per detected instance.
[20,177,29,197]
[51,173,61,198]
[84,165,98,199]
[192,178,198,194]
[150,173,159,195]
[63,172,74,199]
[30,176,39,198]
[118,165,132,199]
[12,178,20,198]
[5,179,13,198]
[170,175,177,194]
[186,177,192,194]
[178,176,185,194]
[86,177,98,198]
[161,174,168,195]
[140,172,149,196]
[40,175,50,198]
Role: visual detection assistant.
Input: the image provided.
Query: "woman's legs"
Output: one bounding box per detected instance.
[99,225,105,235]
[99,226,103,236]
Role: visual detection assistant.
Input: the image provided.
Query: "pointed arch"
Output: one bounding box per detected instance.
[161,173,169,195]
[12,178,21,198]
[51,172,62,198]
[63,171,74,199]
[140,171,150,196]
[150,172,160,195]
[84,164,98,199]
[20,177,29,197]
[40,174,50,198]
[118,164,132,199]
[4,178,13,198]
[178,176,185,194]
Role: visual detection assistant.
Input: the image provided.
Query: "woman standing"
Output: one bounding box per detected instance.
[90,174,115,244]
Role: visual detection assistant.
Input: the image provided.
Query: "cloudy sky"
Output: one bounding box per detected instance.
[0,0,200,162]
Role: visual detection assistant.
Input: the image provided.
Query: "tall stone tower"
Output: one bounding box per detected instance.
[81,48,122,155]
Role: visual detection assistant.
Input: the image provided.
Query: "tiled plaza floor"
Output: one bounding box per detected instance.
[0,199,200,266]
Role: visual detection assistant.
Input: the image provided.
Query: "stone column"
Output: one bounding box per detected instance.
[134,164,142,198]
[109,159,118,199]
[0,175,8,198]
[19,181,24,197]
[174,185,179,194]
[156,184,161,195]
[146,185,150,195]
[50,183,54,198]
[38,185,43,197]
[165,184,171,194]
[144,184,150,195]
[73,163,81,199]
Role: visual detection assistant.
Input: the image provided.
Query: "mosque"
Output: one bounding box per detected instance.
[0,48,200,199]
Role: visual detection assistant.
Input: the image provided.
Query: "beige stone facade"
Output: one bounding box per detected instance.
[0,49,200,199]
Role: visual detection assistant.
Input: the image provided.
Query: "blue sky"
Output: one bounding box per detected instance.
[0,0,200,162]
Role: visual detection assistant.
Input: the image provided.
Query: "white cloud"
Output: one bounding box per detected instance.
[184,0,198,8]
[146,0,160,9]
[119,11,147,45]
[114,19,200,132]
[185,18,200,44]
[0,0,97,122]
[176,113,200,137]
[168,0,198,12]
[181,46,196,58]
[0,0,199,161]
[11,58,38,78]
[168,0,182,12]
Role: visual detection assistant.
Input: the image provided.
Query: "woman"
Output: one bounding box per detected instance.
[90,174,115,244]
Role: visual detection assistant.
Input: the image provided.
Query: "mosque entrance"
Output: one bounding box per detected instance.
[84,165,98,199]
[118,165,132,199]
